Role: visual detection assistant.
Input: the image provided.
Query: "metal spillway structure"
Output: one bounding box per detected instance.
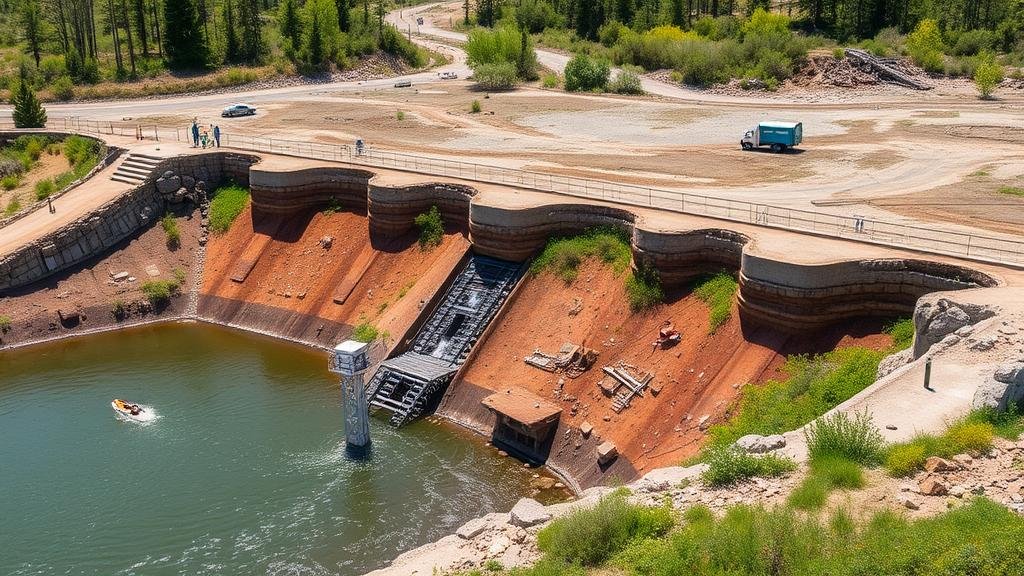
[330,339,372,452]
[366,255,522,426]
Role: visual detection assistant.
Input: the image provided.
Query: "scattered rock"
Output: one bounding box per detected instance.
[924,456,956,473]
[597,441,618,465]
[698,414,711,430]
[456,517,488,539]
[530,477,557,490]
[900,495,920,510]
[952,454,973,466]
[877,348,913,379]
[509,498,551,527]
[579,421,593,438]
[735,434,786,454]
[919,477,949,496]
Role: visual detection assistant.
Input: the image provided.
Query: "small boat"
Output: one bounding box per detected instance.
[112,398,146,421]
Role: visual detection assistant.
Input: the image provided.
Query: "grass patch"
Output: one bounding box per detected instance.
[531,226,632,283]
[351,321,387,343]
[161,213,180,249]
[414,205,444,250]
[609,498,1024,576]
[208,183,250,234]
[788,474,830,509]
[884,317,914,350]
[537,492,673,566]
[4,195,20,216]
[141,278,181,307]
[693,272,738,333]
[805,411,885,465]
[700,445,797,487]
[625,263,663,312]
[998,186,1024,197]
[470,99,482,113]
[885,409,999,476]
[707,347,886,450]
[0,314,11,333]
[396,110,406,121]
[1,174,18,190]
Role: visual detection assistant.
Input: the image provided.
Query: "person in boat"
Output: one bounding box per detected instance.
[127,403,141,415]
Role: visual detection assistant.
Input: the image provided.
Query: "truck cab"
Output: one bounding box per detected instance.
[741,121,802,153]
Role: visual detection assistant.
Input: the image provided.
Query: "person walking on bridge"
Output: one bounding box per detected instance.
[191,121,200,148]
[213,125,221,147]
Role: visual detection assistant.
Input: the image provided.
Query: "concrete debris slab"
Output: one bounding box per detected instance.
[597,441,618,465]
[509,498,551,527]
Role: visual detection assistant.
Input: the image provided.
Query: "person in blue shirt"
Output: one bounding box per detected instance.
[213,125,221,147]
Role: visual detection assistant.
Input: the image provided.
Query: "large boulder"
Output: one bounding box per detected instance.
[913,298,996,359]
[509,498,551,527]
[973,361,1024,411]
[735,434,786,454]
[156,173,182,196]
[877,348,914,379]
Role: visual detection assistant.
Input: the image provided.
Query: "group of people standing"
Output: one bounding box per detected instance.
[190,120,221,149]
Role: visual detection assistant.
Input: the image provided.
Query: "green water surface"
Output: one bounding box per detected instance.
[0,323,540,576]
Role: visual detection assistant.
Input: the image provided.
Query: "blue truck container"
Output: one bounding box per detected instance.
[740,121,802,153]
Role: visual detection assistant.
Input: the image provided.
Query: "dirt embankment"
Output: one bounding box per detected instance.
[439,260,892,487]
[0,211,202,349]
[198,205,470,350]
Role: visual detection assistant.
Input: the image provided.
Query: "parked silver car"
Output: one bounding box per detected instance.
[221,103,257,117]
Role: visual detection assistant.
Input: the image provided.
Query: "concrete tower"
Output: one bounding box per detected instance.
[330,340,371,454]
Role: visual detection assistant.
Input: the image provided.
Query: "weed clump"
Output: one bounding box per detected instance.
[805,410,885,465]
[531,226,631,283]
[693,272,737,333]
[700,445,796,487]
[161,213,180,249]
[208,183,250,234]
[141,279,180,307]
[885,409,1001,476]
[414,205,444,250]
[625,263,663,312]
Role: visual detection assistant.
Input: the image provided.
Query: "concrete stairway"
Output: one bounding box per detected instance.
[110,153,162,185]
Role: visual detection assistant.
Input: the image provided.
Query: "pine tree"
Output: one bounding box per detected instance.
[281,0,303,45]
[12,66,47,129]
[20,0,44,67]
[336,0,350,32]
[670,0,685,26]
[163,0,209,69]
[133,0,149,57]
[224,0,241,62]
[238,0,264,63]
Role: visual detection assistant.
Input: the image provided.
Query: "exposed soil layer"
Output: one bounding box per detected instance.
[440,260,893,487]
[198,205,470,350]
[0,210,201,349]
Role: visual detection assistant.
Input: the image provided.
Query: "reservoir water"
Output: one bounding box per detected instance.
[0,323,542,576]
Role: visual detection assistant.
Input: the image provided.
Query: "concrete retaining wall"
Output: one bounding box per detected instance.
[249,165,374,214]
[369,182,475,236]
[0,151,258,293]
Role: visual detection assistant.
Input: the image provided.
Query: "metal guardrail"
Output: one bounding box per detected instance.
[58,116,1024,268]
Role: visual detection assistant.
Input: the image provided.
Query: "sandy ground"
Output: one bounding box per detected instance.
[200,205,471,350]
[454,261,892,472]
[0,211,201,348]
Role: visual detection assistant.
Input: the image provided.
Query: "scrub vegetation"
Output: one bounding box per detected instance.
[141,278,181,307]
[160,213,180,249]
[208,183,250,234]
[692,271,738,333]
[351,320,387,343]
[495,495,1024,576]
[0,134,101,210]
[414,205,444,250]
[699,445,796,487]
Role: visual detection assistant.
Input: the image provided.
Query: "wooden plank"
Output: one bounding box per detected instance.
[229,232,275,283]
[332,243,380,304]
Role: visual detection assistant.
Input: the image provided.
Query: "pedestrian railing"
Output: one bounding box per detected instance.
[57,116,1024,268]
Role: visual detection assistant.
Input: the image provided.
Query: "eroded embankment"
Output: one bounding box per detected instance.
[437,259,895,488]
[197,204,470,350]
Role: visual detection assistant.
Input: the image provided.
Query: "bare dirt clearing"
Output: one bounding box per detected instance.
[1,154,72,217]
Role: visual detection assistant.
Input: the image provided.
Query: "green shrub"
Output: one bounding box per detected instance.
[805,410,885,465]
[0,158,23,179]
[809,454,865,489]
[906,19,945,73]
[161,213,181,249]
[50,76,75,101]
[34,179,56,200]
[945,421,994,454]
[700,445,796,487]
[396,110,405,121]
[541,73,560,88]
[968,403,1023,440]
[414,205,444,249]
[537,493,673,566]
[564,52,610,91]
[470,99,482,113]
[609,65,644,94]
[111,300,127,320]
[832,47,846,59]
[885,414,996,476]
[1000,186,1024,197]
[351,321,381,343]
[531,226,631,283]
[208,183,250,233]
[885,442,927,477]
[974,58,1004,99]
[483,559,503,571]
[1,175,19,190]
[0,314,11,333]
[472,61,520,90]
[173,267,187,285]
[693,272,737,333]
[62,135,100,168]
[625,263,663,311]
[141,279,180,307]
[466,24,537,84]
[952,29,997,56]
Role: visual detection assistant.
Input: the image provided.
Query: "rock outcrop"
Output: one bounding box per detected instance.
[913,297,997,359]
[974,361,1024,410]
